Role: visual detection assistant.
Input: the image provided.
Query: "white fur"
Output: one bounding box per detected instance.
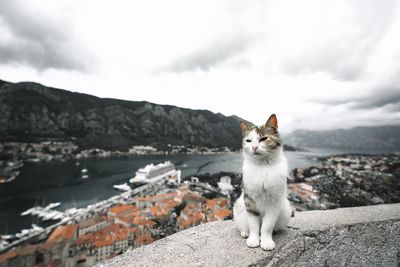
[233,129,292,250]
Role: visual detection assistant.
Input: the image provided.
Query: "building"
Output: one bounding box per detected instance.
[0,250,17,266]
[287,183,318,203]
[66,224,135,266]
[136,192,180,209]
[182,192,206,207]
[78,217,111,236]
[107,204,138,217]
[217,176,234,195]
[177,204,206,230]
[128,146,157,155]
[43,224,78,265]
[133,232,154,249]
[205,198,232,222]
[207,207,232,222]
[66,233,97,267]
[0,244,39,267]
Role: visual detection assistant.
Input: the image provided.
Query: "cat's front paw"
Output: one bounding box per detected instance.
[260,238,275,251]
[246,236,260,248]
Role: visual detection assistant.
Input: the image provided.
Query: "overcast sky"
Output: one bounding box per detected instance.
[0,0,399,133]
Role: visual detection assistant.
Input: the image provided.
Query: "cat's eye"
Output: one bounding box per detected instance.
[245,139,251,143]
[259,137,269,142]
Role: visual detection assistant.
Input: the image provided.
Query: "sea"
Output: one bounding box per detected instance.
[0,149,344,234]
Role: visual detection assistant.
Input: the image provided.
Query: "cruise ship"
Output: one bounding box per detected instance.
[129,161,180,184]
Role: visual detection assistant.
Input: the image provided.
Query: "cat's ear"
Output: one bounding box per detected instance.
[239,121,251,136]
[265,114,278,129]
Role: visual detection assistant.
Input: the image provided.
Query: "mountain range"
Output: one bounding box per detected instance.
[1,78,399,152]
[0,79,247,150]
[284,126,400,152]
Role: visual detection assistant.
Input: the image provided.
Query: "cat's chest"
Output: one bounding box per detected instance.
[242,161,285,193]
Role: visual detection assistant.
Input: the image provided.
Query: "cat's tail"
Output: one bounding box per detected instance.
[233,193,250,238]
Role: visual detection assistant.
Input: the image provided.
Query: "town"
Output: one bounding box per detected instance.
[287,153,400,210]
[0,163,234,267]
[1,153,399,266]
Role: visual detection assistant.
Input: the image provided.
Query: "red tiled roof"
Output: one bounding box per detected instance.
[78,216,107,228]
[108,204,138,215]
[74,233,96,246]
[135,232,154,245]
[177,207,206,230]
[159,199,181,207]
[46,224,77,244]
[119,210,141,218]
[0,250,17,264]
[148,205,169,218]
[206,198,229,210]
[94,235,113,248]
[133,216,156,228]
[74,223,133,248]
[208,208,232,221]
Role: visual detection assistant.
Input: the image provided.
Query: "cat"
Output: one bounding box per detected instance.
[233,114,292,250]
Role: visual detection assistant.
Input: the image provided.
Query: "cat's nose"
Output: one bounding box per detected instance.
[252,146,258,152]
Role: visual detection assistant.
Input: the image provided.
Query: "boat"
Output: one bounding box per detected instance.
[15,229,31,239]
[44,202,61,210]
[1,235,13,240]
[113,183,131,192]
[53,213,64,220]
[42,210,62,221]
[61,217,72,223]
[31,224,44,232]
[81,174,89,179]
[21,208,35,216]
[65,208,78,216]
[129,161,178,184]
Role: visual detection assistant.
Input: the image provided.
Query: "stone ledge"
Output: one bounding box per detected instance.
[99,203,400,266]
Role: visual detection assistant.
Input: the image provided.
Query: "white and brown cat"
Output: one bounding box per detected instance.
[233,114,291,250]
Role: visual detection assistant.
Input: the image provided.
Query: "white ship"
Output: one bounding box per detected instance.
[113,183,131,192]
[31,224,44,232]
[0,235,14,240]
[129,161,180,184]
[44,202,61,210]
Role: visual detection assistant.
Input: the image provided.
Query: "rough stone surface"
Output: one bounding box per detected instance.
[99,204,400,267]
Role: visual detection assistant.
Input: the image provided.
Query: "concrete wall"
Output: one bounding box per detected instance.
[99,203,400,266]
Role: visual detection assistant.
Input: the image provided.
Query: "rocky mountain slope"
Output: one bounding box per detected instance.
[284,126,400,152]
[0,79,247,150]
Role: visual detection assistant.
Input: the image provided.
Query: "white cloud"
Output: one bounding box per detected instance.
[0,0,92,71]
[1,0,400,132]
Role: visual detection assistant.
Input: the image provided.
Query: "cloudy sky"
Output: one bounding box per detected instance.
[0,0,399,133]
